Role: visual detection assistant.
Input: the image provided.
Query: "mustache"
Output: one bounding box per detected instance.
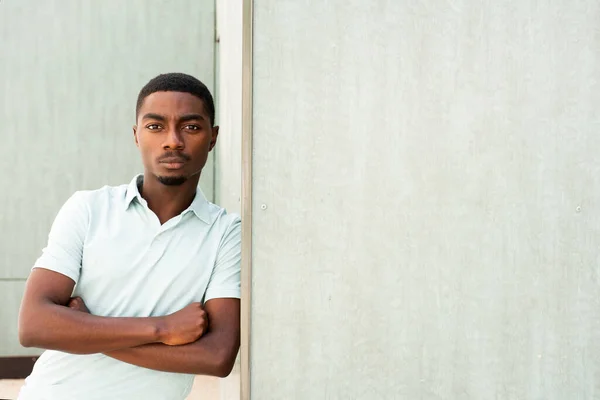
[158,152,191,162]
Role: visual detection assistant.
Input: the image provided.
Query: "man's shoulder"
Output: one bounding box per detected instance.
[68,183,129,210]
[208,206,241,235]
[204,202,241,234]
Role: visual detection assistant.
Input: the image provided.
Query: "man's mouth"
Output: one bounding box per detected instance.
[159,157,187,169]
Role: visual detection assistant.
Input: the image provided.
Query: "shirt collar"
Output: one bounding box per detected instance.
[124,174,212,224]
[124,174,143,209]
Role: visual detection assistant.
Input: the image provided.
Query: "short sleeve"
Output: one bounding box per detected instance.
[32,191,89,284]
[204,216,242,302]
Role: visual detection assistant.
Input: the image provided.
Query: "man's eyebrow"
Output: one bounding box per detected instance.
[179,114,206,123]
[141,113,166,121]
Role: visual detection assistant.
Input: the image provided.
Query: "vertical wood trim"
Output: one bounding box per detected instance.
[240,0,253,398]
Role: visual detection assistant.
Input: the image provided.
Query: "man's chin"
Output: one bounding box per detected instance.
[157,175,187,186]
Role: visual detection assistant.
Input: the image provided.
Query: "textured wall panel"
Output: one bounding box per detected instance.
[0,0,216,279]
[0,281,41,357]
[251,1,600,398]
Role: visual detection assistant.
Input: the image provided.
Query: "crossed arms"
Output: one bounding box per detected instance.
[18,268,240,377]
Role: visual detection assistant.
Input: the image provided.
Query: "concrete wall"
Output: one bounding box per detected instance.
[249,1,600,398]
[0,0,215,357]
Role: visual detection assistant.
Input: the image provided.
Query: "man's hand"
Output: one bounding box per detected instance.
[68,297,209,347]
[105,298,239,377]
[67,297,90,313]
[158,303,208,346]
[19,269,168,354]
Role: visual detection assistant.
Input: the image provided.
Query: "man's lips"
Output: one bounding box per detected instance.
[159,157,187,169]
[160,157,188,163]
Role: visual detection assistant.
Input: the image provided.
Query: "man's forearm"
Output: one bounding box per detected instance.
[19,301,163,354]
[105,331,238,378]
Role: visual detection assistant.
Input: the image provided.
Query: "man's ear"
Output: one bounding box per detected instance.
[209,126,219,151]
[133,125,139,147]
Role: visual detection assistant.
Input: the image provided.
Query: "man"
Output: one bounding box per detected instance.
[17,73,241,400]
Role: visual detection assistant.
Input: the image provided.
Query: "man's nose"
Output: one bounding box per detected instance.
[163,128,184,150]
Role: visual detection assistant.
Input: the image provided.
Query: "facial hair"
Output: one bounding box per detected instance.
[157,175,187,186]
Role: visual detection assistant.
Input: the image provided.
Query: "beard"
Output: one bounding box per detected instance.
[157,175,187,186]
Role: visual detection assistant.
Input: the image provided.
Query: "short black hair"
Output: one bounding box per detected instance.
[136,73,215,126]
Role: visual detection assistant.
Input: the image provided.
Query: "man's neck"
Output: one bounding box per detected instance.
[140,173,200,224]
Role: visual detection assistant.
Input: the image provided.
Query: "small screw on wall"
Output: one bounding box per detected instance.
[261,204,267,210]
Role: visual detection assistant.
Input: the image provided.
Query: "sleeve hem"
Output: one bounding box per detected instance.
[204,289,241,302]
[32,265,79,285]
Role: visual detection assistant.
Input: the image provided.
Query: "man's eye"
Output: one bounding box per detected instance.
[146,124,161,130]
[184,125,200,131]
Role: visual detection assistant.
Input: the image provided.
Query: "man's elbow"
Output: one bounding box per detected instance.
[19,333,32,348]
[210,349,238,378]
[18,310,45,348]
[18,323,37,348]
[213,358,235,378]
[18,303,41,348]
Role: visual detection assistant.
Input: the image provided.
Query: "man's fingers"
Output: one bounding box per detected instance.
[67,297,88,312]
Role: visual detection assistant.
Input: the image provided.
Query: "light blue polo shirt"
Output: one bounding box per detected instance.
[19,175,241,400]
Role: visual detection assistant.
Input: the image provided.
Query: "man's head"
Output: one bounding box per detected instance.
[133,73,218,186]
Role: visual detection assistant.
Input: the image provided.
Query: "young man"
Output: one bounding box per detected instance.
[17,73,241,400]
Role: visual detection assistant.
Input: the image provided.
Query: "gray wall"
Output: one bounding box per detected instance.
[250,1,600,398]
[0,0,215,357]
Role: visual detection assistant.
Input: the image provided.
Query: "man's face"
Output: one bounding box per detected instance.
[133,91,218,186]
